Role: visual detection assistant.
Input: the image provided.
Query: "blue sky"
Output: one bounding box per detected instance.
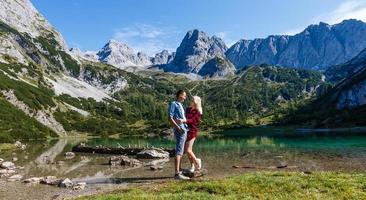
[31,0,366,55]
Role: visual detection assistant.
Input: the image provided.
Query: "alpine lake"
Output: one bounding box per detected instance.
[0,127,365,199]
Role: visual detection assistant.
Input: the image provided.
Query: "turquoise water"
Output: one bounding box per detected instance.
[0,127,365,185]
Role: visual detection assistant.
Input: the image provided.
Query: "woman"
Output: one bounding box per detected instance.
[177,96,202,172]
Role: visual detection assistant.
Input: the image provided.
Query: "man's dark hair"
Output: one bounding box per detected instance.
[176,89,185,98]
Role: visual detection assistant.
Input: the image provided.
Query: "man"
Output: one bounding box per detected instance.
[168,89,190,180]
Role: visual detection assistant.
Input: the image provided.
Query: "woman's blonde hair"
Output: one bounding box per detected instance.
[192,96,203,115]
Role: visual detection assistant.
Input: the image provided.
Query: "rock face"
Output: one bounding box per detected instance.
[136,149,170,159]
[326,48,366,83]
[0,0,68,51]
[165,29,228,73]
[97,39,152,70]
[70,48,99,62]
[226,19,366,70]
[151,50,175,65]
[323,48,366,109]
[336,72,366,109]
[198,56,236,78]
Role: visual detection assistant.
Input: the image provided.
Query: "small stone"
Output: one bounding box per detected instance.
[72,182,86,190]
[23,177,43,184]
[12,157,18,162]
[1,161,15,169]
[150,165,163,171]
[0,158,4,164]
[20,144,27,150]
[0,169,16,174]
[8,174,22,181]
[276,164,288,168]
[14,141,22,148]
[274,155,284,159]
[64,152,75,159]
[59,178,73,188]
[0,169,16,177]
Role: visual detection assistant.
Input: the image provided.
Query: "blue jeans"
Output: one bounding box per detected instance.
[174,124,187,156]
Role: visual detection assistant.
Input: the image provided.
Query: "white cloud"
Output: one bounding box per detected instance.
[113,23,178,56]
[282,0,366,36]
[315,0,366,24]
[215,31,236,46]
[281,28,304,36]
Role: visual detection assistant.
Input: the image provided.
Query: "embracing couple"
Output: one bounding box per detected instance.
[168,90,203,180]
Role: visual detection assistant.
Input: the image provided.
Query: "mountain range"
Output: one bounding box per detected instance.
[71,19,366,78]
[0,0,366,142]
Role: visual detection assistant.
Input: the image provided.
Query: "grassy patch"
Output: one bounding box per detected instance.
[0,97,57,143]
[0,143,16,151]
[77,172,366,200]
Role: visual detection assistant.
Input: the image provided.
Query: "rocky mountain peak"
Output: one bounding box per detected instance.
[151,50,175,65]
[168,29,228,73]
[226,19,366,70]
[198,56,236,78]
[0,0,68,51]
[96,39,152,69]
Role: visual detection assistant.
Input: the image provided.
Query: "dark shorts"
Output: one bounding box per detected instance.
[173,124,187,156]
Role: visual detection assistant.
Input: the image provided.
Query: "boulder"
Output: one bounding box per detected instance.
[109,156,142,167]
[0,169,16,177]
[59,178,73,188]
[14,141,26,150]
[23,177,43,184]
[14,141,22,147]
[40,176,61,185]
[1,161,15,170]
[72,182,86,190]
[136,149,169,159]
[8,174,23,181]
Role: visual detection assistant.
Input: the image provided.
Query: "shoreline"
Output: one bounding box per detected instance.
[2,125,366,144]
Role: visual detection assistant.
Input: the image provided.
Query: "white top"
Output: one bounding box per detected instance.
[177,102,186,121]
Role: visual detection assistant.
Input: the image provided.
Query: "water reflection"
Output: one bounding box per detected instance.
[1,128,365,185]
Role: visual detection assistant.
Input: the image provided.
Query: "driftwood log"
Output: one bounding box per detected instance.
[72,144,175,157]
